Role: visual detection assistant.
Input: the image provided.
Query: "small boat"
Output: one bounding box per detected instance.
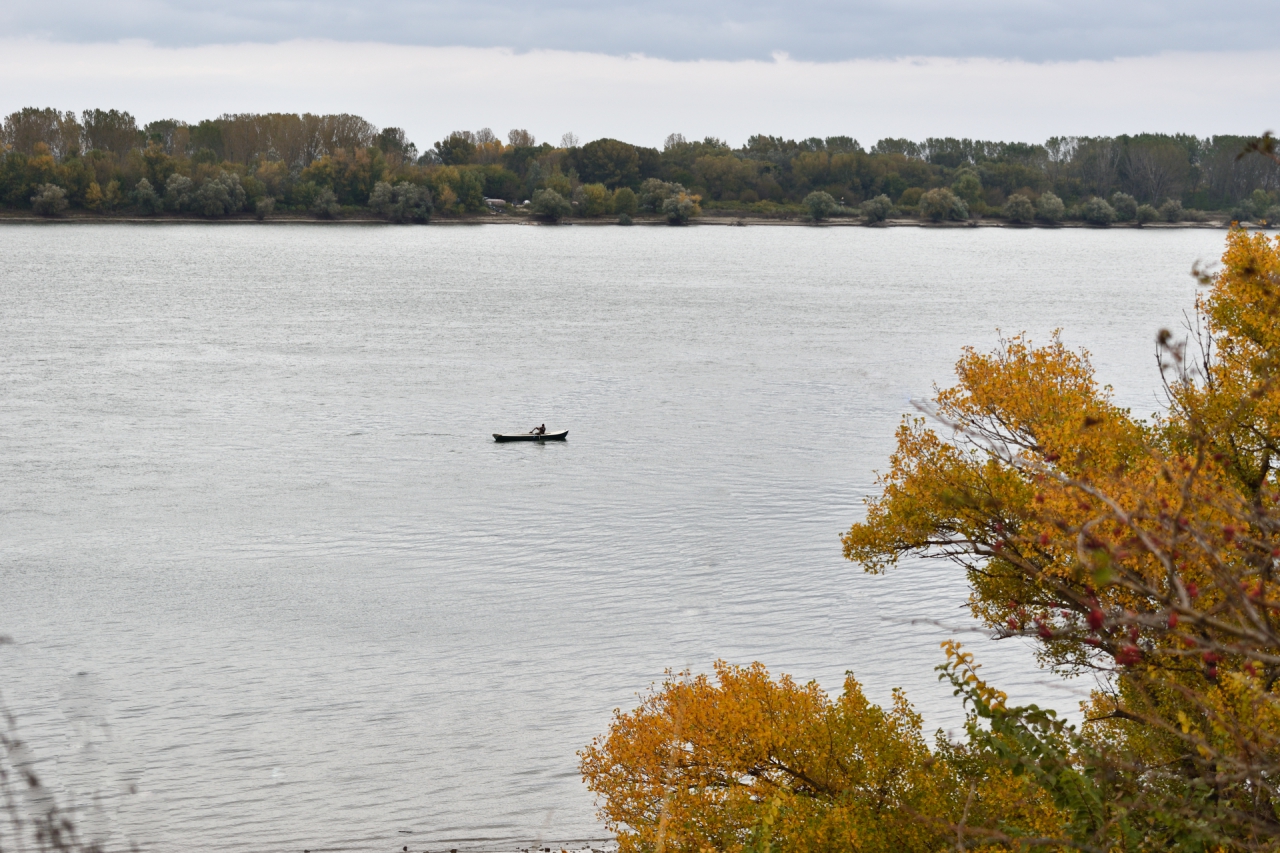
[493,430,568,443]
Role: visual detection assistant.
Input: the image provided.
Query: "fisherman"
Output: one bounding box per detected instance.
[529,424,546,435]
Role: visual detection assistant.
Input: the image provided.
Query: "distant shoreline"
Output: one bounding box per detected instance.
[0,211,1241,229]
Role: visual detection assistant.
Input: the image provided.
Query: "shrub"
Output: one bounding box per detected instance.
[164,174,194,211]
[662,192,700,225]
[617,213,632,226]
[859,194,894,223]
[918,187,968,222]
[1266,205,1280,225]
[132,178,162,215]
[1135,203,1159,224]
[29,183,68,216]
[368,181,432,223]
[191,171,246,218]
[1036,191,1065,223]
[803,191,837,222]
[1002,193,1035,223]
[1160,198,1185,222]
[530,188,572,222]
[1110,192,1138,221]
[1081,196,1117,225]
[254,197,275,220]
[311,187,341,219]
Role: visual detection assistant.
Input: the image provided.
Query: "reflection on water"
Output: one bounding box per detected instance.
[0,224,1227,851]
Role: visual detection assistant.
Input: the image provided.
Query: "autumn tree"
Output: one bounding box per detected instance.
[840,228,1280,848]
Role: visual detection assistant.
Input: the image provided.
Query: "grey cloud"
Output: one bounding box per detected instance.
[5,0,1279,61]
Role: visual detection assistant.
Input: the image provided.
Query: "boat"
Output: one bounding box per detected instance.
[493,430,568,443]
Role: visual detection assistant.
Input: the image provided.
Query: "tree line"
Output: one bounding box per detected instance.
[2,106,1278,223]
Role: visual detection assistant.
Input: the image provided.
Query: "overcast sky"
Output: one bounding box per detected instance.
[6,0,1280,61]
[3,1,1278,147]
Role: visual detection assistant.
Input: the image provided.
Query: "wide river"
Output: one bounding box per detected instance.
[0,223,1230,852]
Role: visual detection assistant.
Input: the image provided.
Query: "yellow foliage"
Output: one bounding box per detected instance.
[581,661,1064,853]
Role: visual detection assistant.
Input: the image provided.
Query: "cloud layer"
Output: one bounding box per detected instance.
[2,40,1275,149]
[3,1,1279,62]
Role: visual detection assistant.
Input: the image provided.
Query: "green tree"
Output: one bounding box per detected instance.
[1135,203,1159,224]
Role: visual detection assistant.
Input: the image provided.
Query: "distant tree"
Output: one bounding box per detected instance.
[560,132,579,148]
[311,187,340,219]
[577,183,612,217]
[368,180,432,223]
[662,191,700,225]
[29,183,68,216]
[617,213,633,225]
[1160,198,1185,222]
[530,188,571,222]
[576,139,641,189]
[434,131,477,166]
[859,194,895,223]
[163,174,194,211]
[508,129,535,147]
[375,127,418,162]
[83,181,104,211]
[1002,193,1035,223]
[1110,192,1138,221]
[81,108,140,156]
[798,190,834,222]
[1135,203,1159,224]
[1081,196,1117,225]
[638,178,689,213]
[1036,191,1065,223]
[918,187,968,222]
[950,169,983,207]
[1266,205,1280,225]
[192,171,246,217]
[254,196,275,220]
[612,187,638,217]
[132,178,162,214]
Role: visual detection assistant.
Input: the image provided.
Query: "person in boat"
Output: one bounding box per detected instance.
[529,424,546,435]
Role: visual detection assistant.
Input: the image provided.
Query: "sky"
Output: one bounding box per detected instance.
[2,1,1279,149]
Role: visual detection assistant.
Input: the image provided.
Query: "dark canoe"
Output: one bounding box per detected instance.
[493,430,569,442]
